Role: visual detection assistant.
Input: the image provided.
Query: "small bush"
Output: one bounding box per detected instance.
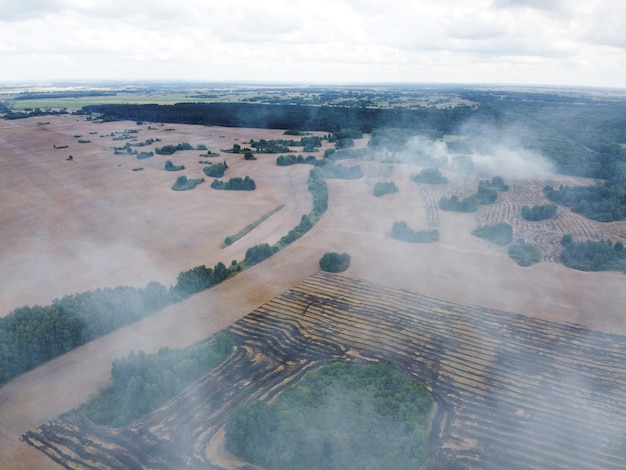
[319,252,351,272]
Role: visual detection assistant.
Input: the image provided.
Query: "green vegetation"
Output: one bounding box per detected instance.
[508,238,542,266]
[248,139,290,153]
[244,243,277,266]
[171,175,205,191]
[439,194,478,212]
[521,203,557,221]
[391,221,440,243]
[412,168,448,184]
[221,205,284,248]
[155,142,194,155]
[84,330,233,427]
[278,214,313,246]
[476,177,508,204]
[210,176,256,191]
[544,182,626,222]
[202,161,228,178]
[276,154,318,166]
[171,261,233,298]
[472,222,513,245]
[481,176,509,192]
[560,235,626,271]
[373,181,398,197]
[224,362,432,470]
[164,160,184,171]
[319,252,351,272]
[0,282,171,385]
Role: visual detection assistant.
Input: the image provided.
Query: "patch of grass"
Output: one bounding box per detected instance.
[221,205,284,248]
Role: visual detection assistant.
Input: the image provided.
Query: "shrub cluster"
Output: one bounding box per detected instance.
[391,221,439,243]
[319,252,351,272]
[373,181,399,197]
[211,176,256,191]
[471,222,513,245]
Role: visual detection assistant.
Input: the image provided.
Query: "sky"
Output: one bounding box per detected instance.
[0,0,625,88]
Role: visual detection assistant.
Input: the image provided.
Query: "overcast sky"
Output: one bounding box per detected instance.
[1,0,625,88]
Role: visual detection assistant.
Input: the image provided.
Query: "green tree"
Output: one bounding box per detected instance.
[319,252,351,272]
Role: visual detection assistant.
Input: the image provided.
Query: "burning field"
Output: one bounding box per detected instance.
[3,111,626,469]
[22,272,626,469]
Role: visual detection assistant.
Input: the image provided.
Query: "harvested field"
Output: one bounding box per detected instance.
[3,118,626,469]
[0,116,325,313]
[22,272,626,469]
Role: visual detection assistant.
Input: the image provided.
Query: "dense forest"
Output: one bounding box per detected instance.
[224,362,432,470]
[85,329,233,427]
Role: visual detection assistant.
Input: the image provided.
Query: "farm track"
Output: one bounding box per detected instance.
[22,273,626,469]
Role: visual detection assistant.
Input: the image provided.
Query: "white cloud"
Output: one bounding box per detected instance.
[0,0,624,87]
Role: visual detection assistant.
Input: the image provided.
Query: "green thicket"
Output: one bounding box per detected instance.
[0,282,170,385]
[202,161,228,177]
[412,168,448,184]
[276,154,318,166]
[373,181,399,197]
[544,182,626,222]
[155,142,194,155]
[278,214,313,246]
[171,175,205,191]
[210,176,256,191]
[391,221,440,243]
[560,235,626,271]
[170,261,232,299]
[481,176,509,192]
[244,243,277,266]
[472,222,513,245]
[224,362,432,470]
[84,329,233,427]
[508,239,542,266]
[521,203,557,221]
[439,195,478,212]
[319,252,351,273]
[164,160,184,171]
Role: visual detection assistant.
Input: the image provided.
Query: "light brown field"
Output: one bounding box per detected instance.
[1,116,626,468]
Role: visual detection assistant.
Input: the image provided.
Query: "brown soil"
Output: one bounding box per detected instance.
[1,117,626,468]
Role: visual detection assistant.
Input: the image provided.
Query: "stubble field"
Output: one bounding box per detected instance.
[1,116,625,469]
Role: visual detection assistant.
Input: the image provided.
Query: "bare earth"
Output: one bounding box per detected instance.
[1,116,625,468]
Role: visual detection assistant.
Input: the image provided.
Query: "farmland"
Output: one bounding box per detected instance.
[1,84,626,469]
[22,273,626,469]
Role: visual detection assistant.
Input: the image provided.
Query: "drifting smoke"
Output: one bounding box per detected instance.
[391,122,555,180]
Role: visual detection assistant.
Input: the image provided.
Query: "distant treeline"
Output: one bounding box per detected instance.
[15,90,116,100]
[80,92,626,180]
[80,102,475,135]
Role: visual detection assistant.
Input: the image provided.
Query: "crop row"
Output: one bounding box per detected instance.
[23,273,626,469]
